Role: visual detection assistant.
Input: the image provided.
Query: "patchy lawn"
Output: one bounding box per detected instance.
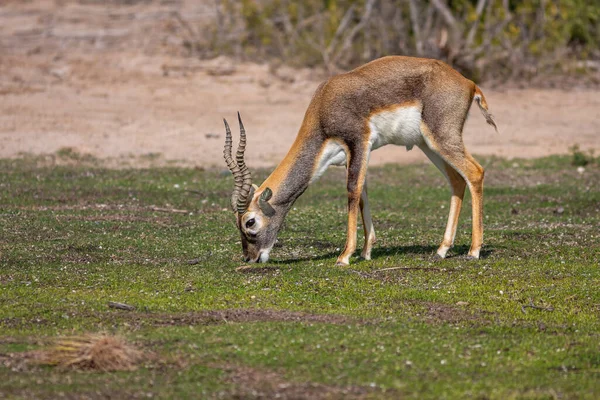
[1,154,599,399]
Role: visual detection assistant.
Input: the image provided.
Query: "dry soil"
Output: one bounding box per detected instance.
[1,0,598,169]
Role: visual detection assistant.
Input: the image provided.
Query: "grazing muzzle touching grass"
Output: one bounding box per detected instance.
[224,114,280,264]
[245,249,271,263]
[239,215,276,263]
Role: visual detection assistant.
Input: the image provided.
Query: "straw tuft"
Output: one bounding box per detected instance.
[40,334,141,371]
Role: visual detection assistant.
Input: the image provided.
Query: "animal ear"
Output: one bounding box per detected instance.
[259,188,275,217]
[260,187,273,201]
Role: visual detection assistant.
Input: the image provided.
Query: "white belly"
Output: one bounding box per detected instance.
[368,104,424,151]
[310,104,424,182]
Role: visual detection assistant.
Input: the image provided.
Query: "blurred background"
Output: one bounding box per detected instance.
[1,0,598,168]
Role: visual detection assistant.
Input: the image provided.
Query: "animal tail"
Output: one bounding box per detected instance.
[473,85,498,132]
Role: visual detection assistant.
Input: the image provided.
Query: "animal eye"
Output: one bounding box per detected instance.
[245,218,255,228]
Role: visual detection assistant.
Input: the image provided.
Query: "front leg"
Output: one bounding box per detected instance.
[336,143,369,266]
[360,180,376,260]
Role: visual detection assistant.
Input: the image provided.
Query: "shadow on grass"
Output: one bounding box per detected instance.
[369,244,493,262]
[274,244,438,264]
[272,244,494,264]
[369,244,438,259]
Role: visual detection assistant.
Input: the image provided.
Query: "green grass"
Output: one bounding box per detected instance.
[1,155,599,399]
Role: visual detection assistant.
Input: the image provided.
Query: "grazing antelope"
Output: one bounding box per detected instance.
[223,56,497,266]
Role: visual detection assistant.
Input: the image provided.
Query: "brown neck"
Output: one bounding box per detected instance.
[259,132,324,212]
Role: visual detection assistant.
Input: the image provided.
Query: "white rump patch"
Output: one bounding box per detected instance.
[368,104,424,151]
[310,140,347,183]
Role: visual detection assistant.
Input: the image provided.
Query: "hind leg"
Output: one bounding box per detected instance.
[359,180,376,260]
[421,127,485,259]
[420,145,466,258]
[462,152,485,259]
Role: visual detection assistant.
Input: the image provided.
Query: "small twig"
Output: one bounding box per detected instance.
[188,251,212,265]
[150,207,189,214]
[375,266,407,273]
[184,189,203,195]
[521,301,554,314]
[108,302,136,311]
[373,266,445,273]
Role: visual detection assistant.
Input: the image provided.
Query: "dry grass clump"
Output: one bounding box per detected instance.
[40,334,141,372]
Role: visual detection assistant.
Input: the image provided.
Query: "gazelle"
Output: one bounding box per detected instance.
[223,56,497,266]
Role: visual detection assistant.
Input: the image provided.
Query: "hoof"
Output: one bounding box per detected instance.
[467,248,481,260]
[335,261,349,267]
[436,245,450,259]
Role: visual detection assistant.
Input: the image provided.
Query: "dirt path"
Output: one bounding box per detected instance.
[1,0,599,169]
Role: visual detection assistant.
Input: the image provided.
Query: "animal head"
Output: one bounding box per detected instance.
[223,114,279,263]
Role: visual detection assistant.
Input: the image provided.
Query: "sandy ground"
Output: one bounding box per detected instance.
[1,0,599,169]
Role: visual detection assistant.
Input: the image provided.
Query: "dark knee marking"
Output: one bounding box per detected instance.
[347,195,361,211]
[346,146,367,200]
[347,178,361,195]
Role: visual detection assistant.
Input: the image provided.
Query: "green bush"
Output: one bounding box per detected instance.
[569,144,596,167]
[201,0,600,82]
